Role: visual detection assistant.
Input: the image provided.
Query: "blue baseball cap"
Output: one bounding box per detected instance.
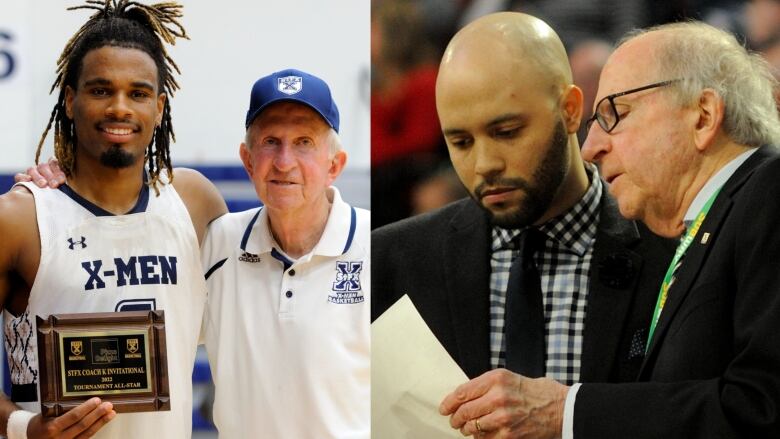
[244,68,340,132]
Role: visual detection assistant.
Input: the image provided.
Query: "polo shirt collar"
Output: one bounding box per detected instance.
[239,187,357,259]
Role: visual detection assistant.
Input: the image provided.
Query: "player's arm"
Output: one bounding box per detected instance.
[0,191,29,433]
[172,167,228,245]
[0,192,116,438]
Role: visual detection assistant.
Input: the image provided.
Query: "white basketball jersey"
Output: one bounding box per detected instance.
[4,178,205,439]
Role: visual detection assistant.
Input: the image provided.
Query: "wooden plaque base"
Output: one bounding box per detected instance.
[36,310,169,417]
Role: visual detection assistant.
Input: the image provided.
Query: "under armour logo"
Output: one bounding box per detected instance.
[68,237,87,250]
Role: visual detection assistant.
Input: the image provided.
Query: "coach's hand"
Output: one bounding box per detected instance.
[439,368,568,438]
[14,158,66,188]
[26,397,116,439]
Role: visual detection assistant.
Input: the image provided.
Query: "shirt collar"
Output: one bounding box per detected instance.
[683,148,757,224]
[58,170,150,217]
[240,187,357,261]
[492,163,602,256]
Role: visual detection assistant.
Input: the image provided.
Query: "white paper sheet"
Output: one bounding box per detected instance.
[371,295,469,439]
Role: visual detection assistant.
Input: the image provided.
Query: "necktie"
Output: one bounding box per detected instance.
[504,228,545,377]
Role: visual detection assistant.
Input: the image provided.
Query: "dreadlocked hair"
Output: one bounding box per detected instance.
[36,0,188,194]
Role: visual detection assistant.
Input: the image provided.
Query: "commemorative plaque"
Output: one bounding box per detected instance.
[36,310,169,417]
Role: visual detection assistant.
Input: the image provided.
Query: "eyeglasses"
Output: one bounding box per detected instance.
[585,79,679,133]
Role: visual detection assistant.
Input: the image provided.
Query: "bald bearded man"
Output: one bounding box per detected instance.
[372,12,673,436]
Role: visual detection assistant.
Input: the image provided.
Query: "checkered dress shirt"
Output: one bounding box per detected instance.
[489,165,603,385]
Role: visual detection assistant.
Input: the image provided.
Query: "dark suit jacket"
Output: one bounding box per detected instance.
[372,186,674,383]
[574,146,780,438]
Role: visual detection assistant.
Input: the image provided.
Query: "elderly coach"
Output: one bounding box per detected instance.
[200,69,370,438]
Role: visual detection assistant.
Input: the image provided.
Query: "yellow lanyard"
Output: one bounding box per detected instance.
[645,188,722,353]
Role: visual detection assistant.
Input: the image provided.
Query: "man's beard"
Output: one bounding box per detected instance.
[100,144,137,169]
[475,120,569,228]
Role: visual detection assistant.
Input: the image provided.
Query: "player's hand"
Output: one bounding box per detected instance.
[439,368,568,438]
[25,397,116,439]
[13,158,66,188]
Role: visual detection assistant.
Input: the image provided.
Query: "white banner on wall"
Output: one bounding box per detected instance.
[0,0,370,172]
[0,2,33,171]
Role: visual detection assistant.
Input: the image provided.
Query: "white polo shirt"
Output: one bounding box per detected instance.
[201,187,370,439]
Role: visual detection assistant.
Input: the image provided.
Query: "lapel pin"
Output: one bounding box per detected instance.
[700,232,711,244]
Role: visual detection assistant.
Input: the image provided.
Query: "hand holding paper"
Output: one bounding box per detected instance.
[372,295,569,439]
[439,369,568,438]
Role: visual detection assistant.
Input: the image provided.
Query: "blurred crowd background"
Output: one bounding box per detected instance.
[371,0,780,229]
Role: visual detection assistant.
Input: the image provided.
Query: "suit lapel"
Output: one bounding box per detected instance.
[580,191,644,382]
[640,198,732,368]
[443,200,493,378]
[641,146,773,373]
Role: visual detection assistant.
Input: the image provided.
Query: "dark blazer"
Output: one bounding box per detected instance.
[372,186,675,383]
[574,146,780,438]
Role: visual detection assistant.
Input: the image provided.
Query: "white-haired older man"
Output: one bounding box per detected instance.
[201,69,370,438]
